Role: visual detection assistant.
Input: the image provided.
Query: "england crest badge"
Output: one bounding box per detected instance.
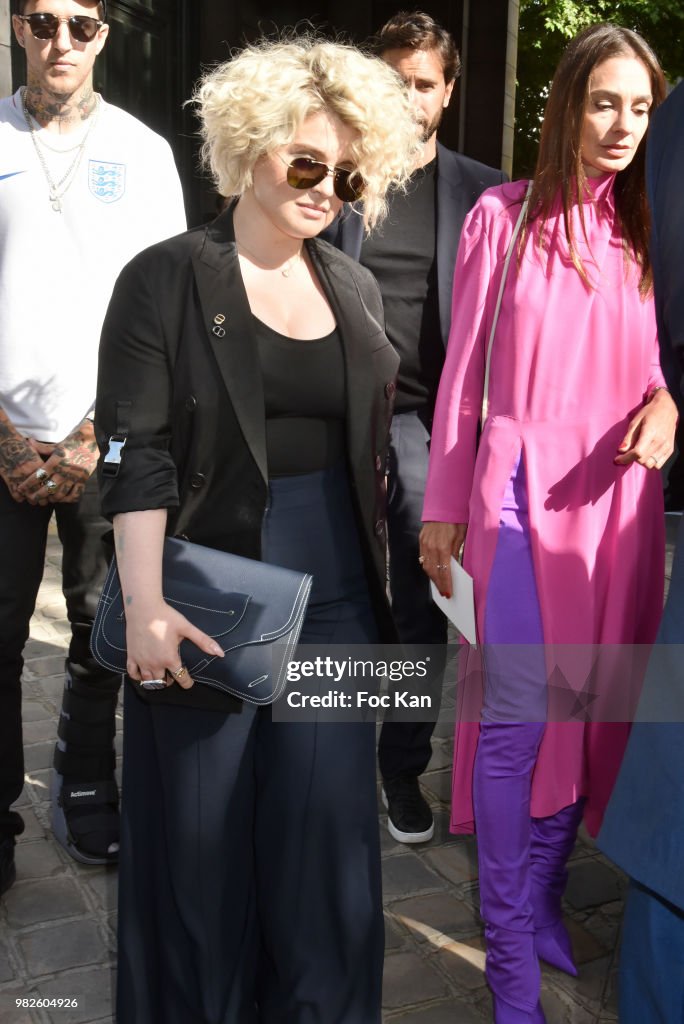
[89,160,126,203]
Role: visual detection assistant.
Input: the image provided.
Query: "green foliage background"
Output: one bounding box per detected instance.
[514,0,684,177]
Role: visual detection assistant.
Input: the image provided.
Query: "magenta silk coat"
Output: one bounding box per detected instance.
[423,175,666,837]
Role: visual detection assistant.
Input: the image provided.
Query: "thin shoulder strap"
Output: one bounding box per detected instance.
[481,182,532,422]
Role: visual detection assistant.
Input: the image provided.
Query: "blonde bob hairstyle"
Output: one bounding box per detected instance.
[194,35,421,229]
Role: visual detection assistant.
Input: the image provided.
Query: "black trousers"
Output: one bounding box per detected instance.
[117,466,384,1024]
[0,473,116,840]
[378,409,448,782]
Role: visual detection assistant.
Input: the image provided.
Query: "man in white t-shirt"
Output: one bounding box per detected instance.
[0,0,186,893]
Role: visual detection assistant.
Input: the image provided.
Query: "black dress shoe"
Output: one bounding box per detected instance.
[0,838,16,896]
[382,776,434,844]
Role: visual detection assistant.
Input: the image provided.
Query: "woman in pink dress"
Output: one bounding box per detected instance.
[419,24,677,1024]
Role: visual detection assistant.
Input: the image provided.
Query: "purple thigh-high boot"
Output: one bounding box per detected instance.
[530,799,585,976]
[474,723,547,1023]
[475,455,548,1022]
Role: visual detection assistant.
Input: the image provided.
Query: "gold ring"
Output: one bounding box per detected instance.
[173,665,187,680]
[46,479,57,492]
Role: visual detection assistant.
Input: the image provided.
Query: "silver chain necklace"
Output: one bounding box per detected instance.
[22,92,100,212]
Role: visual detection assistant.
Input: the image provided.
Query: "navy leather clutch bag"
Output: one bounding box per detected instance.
[91,537,312,704]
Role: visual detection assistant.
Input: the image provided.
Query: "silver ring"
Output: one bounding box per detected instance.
[35,467,48,481]
[45,479,57,492]
[418,555,425,565]
[437,563,448,571]
[140,678,167,690]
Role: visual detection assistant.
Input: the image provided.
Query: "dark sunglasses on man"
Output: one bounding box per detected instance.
[277,154,365,203]
[18,13,103,43]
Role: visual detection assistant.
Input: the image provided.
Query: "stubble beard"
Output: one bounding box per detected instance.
[419,109,443,146]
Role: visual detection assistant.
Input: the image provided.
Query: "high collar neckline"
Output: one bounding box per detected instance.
[583,171,616,202]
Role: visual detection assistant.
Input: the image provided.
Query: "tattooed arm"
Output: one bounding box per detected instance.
[0,406,47,503]
[17,418,99,505]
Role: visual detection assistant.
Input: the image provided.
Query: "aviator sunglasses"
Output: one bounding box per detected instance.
[277,154,365,203]
[18,13,103,43]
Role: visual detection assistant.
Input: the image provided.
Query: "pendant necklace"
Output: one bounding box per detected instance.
[236,239,303,278]
[22,91,100,213]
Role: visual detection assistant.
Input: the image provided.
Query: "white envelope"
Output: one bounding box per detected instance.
[430,556,477,645]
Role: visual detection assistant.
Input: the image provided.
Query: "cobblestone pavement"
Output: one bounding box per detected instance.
[1,517,679,1023]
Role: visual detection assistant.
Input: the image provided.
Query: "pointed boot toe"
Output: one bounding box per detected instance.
[535,920,578,977]
[493,993,547,1023]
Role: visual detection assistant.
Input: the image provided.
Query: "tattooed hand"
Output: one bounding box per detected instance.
[18,420,98,505]
[0,419,47,503]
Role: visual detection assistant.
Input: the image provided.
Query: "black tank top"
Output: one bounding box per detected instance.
[254,316,346,477]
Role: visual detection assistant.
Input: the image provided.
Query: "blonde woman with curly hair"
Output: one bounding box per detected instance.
[94,35,419,1024]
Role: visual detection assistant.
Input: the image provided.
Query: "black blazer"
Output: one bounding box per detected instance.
[95,205,399,711]
[323,143,508,348]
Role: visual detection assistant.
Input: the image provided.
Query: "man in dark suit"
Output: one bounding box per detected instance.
[598,80,684,1021]
[325,11,506,843]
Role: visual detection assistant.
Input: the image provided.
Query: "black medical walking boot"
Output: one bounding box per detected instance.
[51,660,121,865]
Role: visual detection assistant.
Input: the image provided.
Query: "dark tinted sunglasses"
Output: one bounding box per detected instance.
[18,13,103,43]
[277,154,365,203]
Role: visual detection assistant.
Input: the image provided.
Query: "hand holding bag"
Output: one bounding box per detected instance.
[90,537,312,704]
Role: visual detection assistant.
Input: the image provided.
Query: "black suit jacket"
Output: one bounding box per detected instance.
[95,205,399,710]
[323,143,507,349]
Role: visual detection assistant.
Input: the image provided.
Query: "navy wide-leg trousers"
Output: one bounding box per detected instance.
[117,466,384,1023]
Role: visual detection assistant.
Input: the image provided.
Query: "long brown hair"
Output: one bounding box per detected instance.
[525,23,666,296]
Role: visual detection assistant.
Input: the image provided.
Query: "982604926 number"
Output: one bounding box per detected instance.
[15,998,79,1008]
